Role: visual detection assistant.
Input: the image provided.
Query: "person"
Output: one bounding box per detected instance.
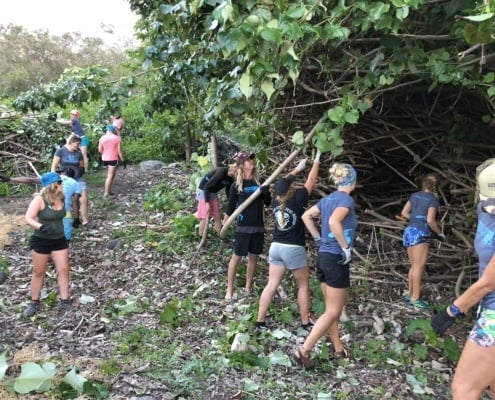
[51,134,90,227]
[23,172,76,317]
[399,173,445,310]
[293,163,358,369]
[57,109,90,172]
[431,158,495,399]
[256,152,321,331]
[98,124,125,197]
[224,151,271,301]
[110,114,124,136]
[1,169,81,241]
[196,163,237,236]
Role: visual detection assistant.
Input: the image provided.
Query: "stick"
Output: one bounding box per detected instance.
[219,116,326,239]
[28,161,41,177]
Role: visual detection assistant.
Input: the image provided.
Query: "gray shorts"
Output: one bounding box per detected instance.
[268,242,308,270]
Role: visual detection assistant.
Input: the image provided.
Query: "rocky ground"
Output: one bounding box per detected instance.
[0,163,490,399]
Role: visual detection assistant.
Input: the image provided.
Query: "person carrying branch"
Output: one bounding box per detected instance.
[196,163,237,236]
[293,162,358,369]
[56,110,90,173]
[399,173,445,310]
[224,151,271,301]
[431,158,495,399]
[255,151,320,331]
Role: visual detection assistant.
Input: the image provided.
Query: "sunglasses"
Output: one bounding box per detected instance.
[56,180,63,185]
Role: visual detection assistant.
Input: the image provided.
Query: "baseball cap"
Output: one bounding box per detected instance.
[41,172,61,188]
[234,151,255,166]
[477,159,495,214]
[274,175,295,196]
[106,124,117,132]
[70,109,80,117]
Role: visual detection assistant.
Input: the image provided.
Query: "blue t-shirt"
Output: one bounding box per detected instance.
[407,191,439,232]
[71,119,85,137]
[475,203,495,309]
[317,191,357,254]
[55,146,84,177]
[61,175,82,215]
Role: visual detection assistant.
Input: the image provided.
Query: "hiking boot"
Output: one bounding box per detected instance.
[58,298,75,311]
[23,300,40,317]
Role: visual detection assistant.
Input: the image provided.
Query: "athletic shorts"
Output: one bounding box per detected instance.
[196,190,220,219]
[30,236,68,254]
[403,226,430,247]
[103,160,118,167]
[316,252,350,289]
[233,231,264,257]
[469,308,495,347]
[81,136,90,148]
[268,242,307,270]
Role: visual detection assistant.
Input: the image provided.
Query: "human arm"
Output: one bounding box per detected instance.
[302,204,321,240]
[56,118,72,126]
[432,253,495,335]
[427,206,443,236]
[303,152,320,194]
[117,141,124,163]
[98,138,103,154]
[25,196,44,230]
[51,155,61,172]
[399,200,412,221]
[329,206,351,249]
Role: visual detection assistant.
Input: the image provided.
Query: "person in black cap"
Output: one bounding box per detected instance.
[432,158,495,399]
[224,151,271,301]
[255,152,321,331]
[196,163,237,236]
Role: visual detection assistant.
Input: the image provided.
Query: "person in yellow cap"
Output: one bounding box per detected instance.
[432,158,495,399]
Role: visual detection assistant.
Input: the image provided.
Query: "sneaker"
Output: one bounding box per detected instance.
[23,300,40,317]
[58,298,75,311]
[255,321,269,331]
[301,320,315,331]
[409,299,429,310]
[403,295,411,305]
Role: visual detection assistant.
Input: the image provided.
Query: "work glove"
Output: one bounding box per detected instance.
[314,150,321,163]
[39,225,56,235]
[72,218,81,229]
[120,160,127,169]
[436,233,446,242]
[295,158,308,172]
[431,307,457,336]
[0,175,10,182]
[338,245,352,265]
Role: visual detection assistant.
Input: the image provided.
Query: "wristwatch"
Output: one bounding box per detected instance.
[449,303,462,317]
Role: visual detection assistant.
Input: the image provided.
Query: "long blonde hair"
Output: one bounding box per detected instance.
[422,173,439,197]
[235,164,260,193]
[37,182,64,206]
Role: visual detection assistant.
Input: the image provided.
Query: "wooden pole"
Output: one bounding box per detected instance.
[219,116,326,238]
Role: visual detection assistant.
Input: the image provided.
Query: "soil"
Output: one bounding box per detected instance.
[0,164,485,400]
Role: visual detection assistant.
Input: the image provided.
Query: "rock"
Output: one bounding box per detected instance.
[0,270,7,285]
[106,238,123,250]
[139,160,167,172]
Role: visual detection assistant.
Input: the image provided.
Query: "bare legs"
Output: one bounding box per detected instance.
[407,243,429,301]
[257,265,311,326]
[79,189,89,225]
[104,166,117,197]
[226,253,257,300]
[298,283,347,357]
[29,248,70,301]
[451,339,495,400]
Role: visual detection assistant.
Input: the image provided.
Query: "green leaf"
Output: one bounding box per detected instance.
[463,13,494,22]
[395,6,409,21]
[442,337,461,362]
[269,350,291,366]
[243,377,260,391]
[239,72,252,99]
[14,362,55,394]
[261,79,275,100]
[406,374,425,394]
[328,106,345,124]
[406,318,432,337]
[412,343,428,360]
[63,366,87,393]
[260,28,282,43]
[291,130,305,146]
[285,6,307,20]
[344,110,359,124]
[0,352,8,380]
[368,2,390,21]
[82,380,110,399]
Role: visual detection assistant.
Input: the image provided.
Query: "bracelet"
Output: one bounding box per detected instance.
[449,303,461,317]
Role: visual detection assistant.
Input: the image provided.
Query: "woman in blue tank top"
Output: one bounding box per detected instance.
[432,158,495,399]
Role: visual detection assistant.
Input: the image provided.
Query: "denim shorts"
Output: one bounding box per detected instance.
[268,243,307,270]
[469,308,495,347]
[316,252,350,288]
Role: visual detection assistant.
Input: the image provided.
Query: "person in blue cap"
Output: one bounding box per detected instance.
[24,172,76,317]
[98,124,125,197]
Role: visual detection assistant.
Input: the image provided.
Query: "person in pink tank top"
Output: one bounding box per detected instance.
[98,124,125,197]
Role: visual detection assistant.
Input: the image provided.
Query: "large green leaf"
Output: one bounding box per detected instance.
[14,362,56,394]
[63,366,87,393]
[0,352,8,380]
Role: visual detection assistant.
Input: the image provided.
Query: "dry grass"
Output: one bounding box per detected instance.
[0,212,25,248]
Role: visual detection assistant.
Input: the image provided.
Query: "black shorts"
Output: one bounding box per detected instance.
[103,160,118,167]
[233,231,264,257]
[30,236,68,254]
[316,252,350,289]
